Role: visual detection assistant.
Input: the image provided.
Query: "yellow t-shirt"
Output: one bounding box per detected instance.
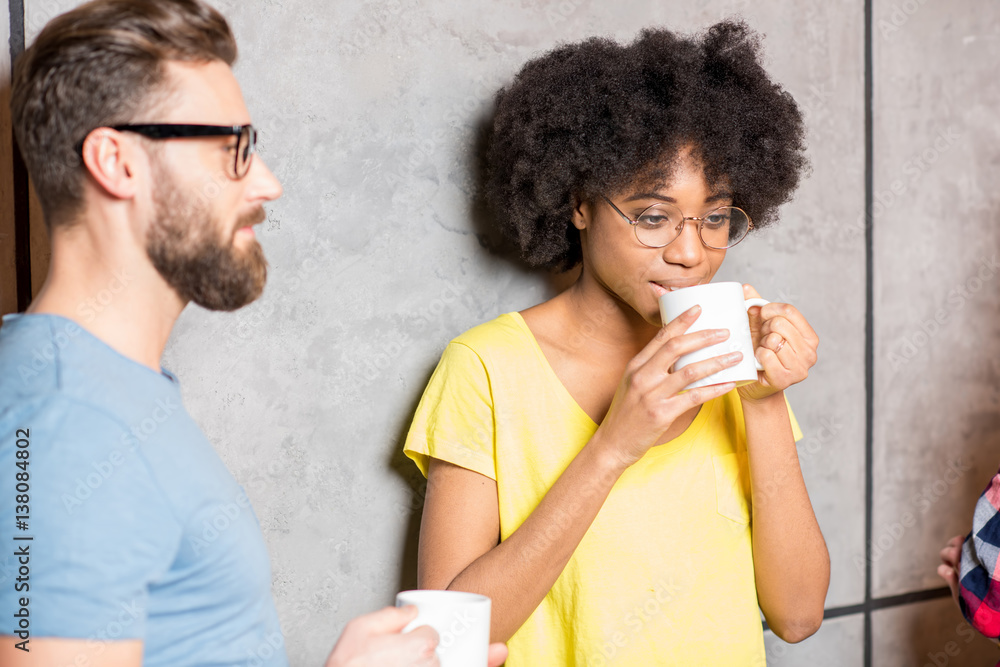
[404,313,802,666]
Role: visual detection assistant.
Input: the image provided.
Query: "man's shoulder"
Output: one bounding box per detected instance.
[0,393,182,541]
[0,314,187,433]
[0,314,105,412]
[0,391,131,449]
[0,315,71,395]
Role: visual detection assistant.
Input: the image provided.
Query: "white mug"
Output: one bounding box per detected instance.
[396,590,491,667]
[658,281,769,390]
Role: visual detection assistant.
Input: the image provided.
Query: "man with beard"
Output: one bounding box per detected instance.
[0,1,506,666]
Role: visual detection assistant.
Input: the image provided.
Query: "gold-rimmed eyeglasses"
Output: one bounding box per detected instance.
[600,194,753,250]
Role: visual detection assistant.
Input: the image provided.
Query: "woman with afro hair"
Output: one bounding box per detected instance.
[404,19,829,665]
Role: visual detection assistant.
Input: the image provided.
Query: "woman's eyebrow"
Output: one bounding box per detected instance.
[622,191,734,203]
[623,191,674,203]
[705,191,734,203]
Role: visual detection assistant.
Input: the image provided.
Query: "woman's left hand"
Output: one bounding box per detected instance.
[738,284,819,403]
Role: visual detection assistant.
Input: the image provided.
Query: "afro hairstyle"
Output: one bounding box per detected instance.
[484,19,808,272]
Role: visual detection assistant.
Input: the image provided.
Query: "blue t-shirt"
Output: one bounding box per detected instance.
[0,313,289,666]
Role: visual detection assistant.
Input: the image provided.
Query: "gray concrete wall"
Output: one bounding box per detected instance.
[15,0,1000,665]
[871,0,1000,663]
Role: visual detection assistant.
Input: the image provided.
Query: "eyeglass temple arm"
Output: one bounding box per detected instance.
[599,195,636,223]
[109,124,246,139]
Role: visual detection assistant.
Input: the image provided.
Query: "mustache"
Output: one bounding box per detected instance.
[234,207,268,234]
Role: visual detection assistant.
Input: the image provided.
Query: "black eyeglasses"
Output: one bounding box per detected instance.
[76,124,257,180]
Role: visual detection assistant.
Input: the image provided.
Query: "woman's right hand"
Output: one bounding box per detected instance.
[595,305,743,469]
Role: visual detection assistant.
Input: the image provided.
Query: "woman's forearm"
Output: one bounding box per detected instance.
[743,392,830,643]
[445,434,626,643]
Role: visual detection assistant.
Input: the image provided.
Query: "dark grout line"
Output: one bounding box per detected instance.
[825,586,952,620]
[9,0,31,311]
[868,586,951,611]
[863,0,875,663]
[763,587,952,632]
[8,0,21,55]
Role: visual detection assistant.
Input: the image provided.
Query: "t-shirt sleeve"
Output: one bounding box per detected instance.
[785,395,804,443]
[958,470,1000,639]
[403,341,497,480]
[0,398,182,640]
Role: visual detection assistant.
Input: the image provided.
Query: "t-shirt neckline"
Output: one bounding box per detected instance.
[3,312,178,384]
[506,311,713,455]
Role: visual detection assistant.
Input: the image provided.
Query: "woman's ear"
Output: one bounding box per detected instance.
[571,195,589,231]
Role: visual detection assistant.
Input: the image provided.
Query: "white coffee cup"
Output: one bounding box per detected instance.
[658,281,769,390]
[396,590,491,666]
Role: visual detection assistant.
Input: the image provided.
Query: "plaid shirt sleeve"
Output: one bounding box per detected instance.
[959,469,1000,639]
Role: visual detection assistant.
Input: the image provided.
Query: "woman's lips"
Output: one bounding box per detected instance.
[651,282,699,297]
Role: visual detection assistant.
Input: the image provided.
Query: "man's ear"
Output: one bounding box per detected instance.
[79,129,141,200]
[571,195,589,231]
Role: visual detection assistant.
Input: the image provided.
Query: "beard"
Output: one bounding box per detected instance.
[146,166,268,311]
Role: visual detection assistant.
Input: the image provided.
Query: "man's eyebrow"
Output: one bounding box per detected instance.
[622,191,734,204]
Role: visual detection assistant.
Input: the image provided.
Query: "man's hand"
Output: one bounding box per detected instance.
[487,643,509,666]
[324,606,437,667]
[323,605,509,667]
[938,534,964,607]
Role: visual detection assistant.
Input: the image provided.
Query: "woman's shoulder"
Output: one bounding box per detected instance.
[450,312,531,351]
[439,312,544,376]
